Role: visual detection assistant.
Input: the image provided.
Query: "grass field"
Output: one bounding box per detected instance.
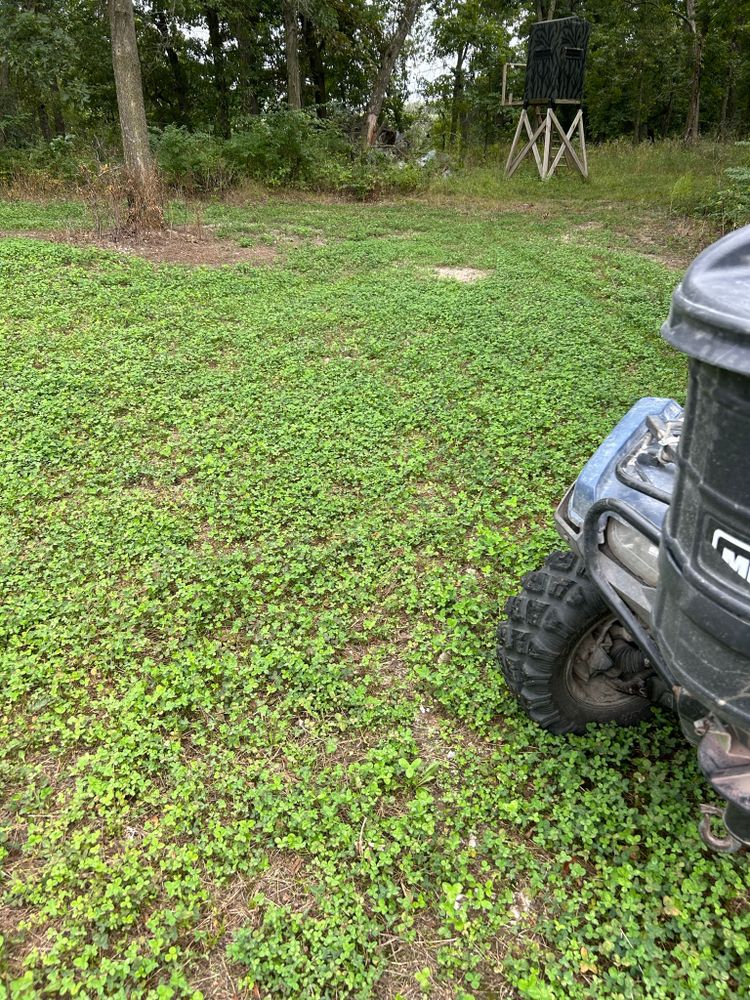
[440,138,744,210]
[2,185,750,999]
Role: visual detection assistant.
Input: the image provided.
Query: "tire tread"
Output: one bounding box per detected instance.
[497,549,650,734]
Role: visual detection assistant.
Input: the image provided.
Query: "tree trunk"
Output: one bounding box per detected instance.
[0,61,11,146]
[633,68,644,144]
[363,0,422,146]
[230,12,261,116]
[663,82,675,134]
[535,0,557,20]
[719,38,738,139]
[52,106,66,137]
[205,6,231,138]
[108,0,162,230]
[302,16,327,116]
[460,105,470,152]
[38,103,52,142]
[282,0,302,110]
[449,44,467,147]
[47,77,66,138]
[719,76,730,138]
[683,0,702,144]
[154,10,191,128]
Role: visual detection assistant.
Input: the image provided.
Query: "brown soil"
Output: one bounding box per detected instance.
[0,225,278,268]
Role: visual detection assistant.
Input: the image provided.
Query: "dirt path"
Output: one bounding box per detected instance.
[0,224,278,267]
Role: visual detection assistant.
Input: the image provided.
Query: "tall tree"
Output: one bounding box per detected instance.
[205,6,231,137]
[363,0,423,146]
[302,12,327,114]
[535,0,557,18]
[432,0,510,150]
[201,0,278,121]
[718,35,739,137]
[4,0,750,158]
[152,7,191,128]
[0,59,13,146]
[282,0,302,108]
[108,0,162,229]
[640,0,742,143]
[0,0,87,143]
[682,0,704,142]
[448,40,468,145]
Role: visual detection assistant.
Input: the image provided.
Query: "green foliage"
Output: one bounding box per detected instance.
[0,134,95,187]
[0,115,430,199]
[3,0,750,176]
[155,127,233,191]
[224,111,349,187]
[670,172,697,213]
[0,0,94,144]
[1,192,748,1000]
[153,114,356,192]
[151,115,428,198]
[227,895,382,997]
[699,145,750,229]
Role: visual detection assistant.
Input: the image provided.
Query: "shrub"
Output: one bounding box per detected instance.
[336,155,427,199]
[0,115,429,199]
[700,159,750,231]
[669,170,700,215]
[0,145,27,185]
[223,112,425,197]
[0,135,93,188]
[154,126,234,191]
[224,110,350,187]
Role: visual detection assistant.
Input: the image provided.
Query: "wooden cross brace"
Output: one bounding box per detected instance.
[504,107,588,181]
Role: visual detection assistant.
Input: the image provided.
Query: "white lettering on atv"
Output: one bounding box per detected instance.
[712,528,750,584]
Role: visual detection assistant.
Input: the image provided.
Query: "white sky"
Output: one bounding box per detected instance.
[407,51,451,96]
[405,8,448,96]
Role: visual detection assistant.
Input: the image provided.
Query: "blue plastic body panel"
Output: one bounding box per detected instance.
[565,397,683,536]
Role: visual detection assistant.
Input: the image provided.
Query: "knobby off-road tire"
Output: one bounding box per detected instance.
[498,549,651,735]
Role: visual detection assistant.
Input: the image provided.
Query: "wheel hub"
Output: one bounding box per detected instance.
[565,616,650,710]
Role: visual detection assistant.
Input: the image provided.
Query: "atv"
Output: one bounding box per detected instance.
[498,225,750,853]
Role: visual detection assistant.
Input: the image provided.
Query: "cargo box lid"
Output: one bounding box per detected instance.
[662,224,750,375]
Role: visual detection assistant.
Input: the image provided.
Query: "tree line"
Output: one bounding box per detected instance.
[427,0,750,150]
[0,0,427,147]
[3,0,750,148]
[2,1,750,214]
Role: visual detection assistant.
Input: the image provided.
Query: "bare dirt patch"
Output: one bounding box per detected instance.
[617,222,700,270]
[560,220,606,244]
[434,266,492,283]
[0,225,278,268]
[603,209,716,270]
[189,876,255,999]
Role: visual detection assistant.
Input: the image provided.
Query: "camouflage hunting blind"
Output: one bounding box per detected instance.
[524,17,591,105]
[503,16,591,180]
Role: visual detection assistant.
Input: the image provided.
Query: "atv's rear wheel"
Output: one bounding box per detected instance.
[498,549,651,734]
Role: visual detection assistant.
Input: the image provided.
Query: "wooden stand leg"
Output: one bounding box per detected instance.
[541,108,552,179]
[505,107,588,181]
[578,113,588,177]
[505,109,548,179]
[545,109,588,180]
[504,111,527,176]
